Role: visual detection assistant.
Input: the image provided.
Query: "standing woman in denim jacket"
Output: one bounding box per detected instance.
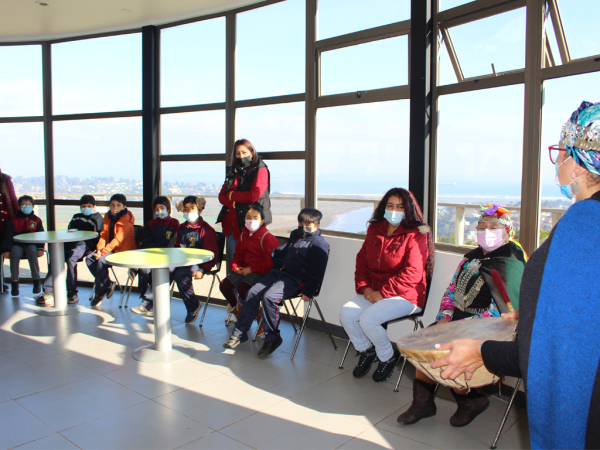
[340,187,434,384]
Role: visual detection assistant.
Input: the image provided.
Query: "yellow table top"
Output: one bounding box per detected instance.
[13,230,98,244]
[105,248,214,269]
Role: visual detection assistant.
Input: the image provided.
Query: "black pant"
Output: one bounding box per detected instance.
[43,243,87,293]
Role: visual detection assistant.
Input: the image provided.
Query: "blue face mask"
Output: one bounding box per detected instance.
[183,211,199,223]
[155,210,168,219]
[81,207,94,216]
[21,205,33,215]
[384,209,404,226]
[555,155,581,201]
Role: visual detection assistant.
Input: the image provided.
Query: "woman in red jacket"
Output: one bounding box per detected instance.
[217,139,272,262]
[0,165,19,292]
[340,187,434,383]
[219,204,279,326]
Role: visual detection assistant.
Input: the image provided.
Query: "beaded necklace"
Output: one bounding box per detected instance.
[454,258,486,311]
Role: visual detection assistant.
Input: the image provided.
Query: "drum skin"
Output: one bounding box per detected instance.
[397,317,517,389]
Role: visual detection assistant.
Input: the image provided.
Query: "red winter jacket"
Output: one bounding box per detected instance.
[355,220,429,308]
[231,225,279,274]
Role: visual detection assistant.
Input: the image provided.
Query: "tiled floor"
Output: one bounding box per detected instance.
[0,284,530,450]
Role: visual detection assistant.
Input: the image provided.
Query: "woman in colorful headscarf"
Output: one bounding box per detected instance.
[0,164,19,292]
[397,205,527,428]
[430,101,600,449]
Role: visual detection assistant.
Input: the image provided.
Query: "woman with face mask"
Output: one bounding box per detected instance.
[397,204,527,428]
[428,101,600,450]
[339,188,434,384]
[217,139,272,266]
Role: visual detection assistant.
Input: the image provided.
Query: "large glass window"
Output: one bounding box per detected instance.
[265,160,305,234]
[236,0,305,100]
[439,8,526,83]
[0,45,43,117]
[52,34,142,115]
[161,18,226,107]
[320,36,408,96]
[439,0,474,11]
[235,102,304,152]
[53,117,142,201]
[161,110,226,155]
[316,100,409,234]
[557,0,600,61]
[317,0,410,41]
[436,85,524,246]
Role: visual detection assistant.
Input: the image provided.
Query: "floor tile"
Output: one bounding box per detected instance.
[220,399,371,450]
[103,358,222,398]
[177,431,251,450]
[284,335,353,369]
[16,375,146,431]
[0,354,96,399]
[293,371,412,425]
[338,427,436,450]
[376,395,520,449]
[0,391,9,404]
[61,337,144,374]
[61,400,212,450]
[0,333,57,370]
[228,351,342,397]
[0,401,54,450]
[494,417,530,449]
[11,433,80,449]
[155,374,284,430]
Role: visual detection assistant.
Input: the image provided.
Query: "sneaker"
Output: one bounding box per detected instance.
[372,349,402,382]
[185,306,200,324]
[67,291,79,304]
[352,345,378,378]
[131,302,154,316]
[11,282,19,297]
[106,281,117,299]
[37,292,54,305]
[32,280,42,296]
[90,292,105,307]
[257,338,283,357]
[223,334,248,349]
[2,283,9,293]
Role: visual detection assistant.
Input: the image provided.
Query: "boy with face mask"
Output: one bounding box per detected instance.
[2,195,45,297]
[223,207,330,357]
[170,196,219,323]
[39,195,103,306]
[130,196,180,316]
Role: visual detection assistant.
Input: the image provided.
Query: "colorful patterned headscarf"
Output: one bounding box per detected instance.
[479,204,514,237]
[560,101,600,176]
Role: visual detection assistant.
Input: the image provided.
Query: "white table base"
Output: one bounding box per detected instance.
[132,267,196,363]
[37,242,80,316]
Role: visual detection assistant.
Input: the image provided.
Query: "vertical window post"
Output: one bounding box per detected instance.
[42,41,56,230]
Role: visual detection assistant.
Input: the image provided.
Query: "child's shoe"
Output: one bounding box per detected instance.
[90,292,105,307]
[37,292,53,305]
[67,291,79,304]
[131,300,153,316]
[33,280,42,296]
[106,281,117,299]
[11,282,19,297]
[185,305,200,324]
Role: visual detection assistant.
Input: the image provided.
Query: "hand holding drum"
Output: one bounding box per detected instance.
[396,316,517,390]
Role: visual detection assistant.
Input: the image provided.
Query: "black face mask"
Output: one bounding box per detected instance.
[235,156,252,167]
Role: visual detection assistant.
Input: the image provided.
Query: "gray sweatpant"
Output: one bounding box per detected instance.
[10,244,41,282]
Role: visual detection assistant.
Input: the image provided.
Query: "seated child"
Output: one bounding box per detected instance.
[39,195,103,305]
[130,195,180,316]
[171,196,219,323]
[86,193,135,306]
[2,195,45,297]
[219,203,279,327]
[223,207,329,357]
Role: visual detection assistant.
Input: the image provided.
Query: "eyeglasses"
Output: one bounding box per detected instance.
[548,145,567,164]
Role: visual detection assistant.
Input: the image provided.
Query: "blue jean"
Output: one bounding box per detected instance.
[85,251,113,296]
[234,270,301,343]
[43,243,87,293]
[340,294,421,361]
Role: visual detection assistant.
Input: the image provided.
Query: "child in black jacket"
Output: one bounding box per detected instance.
[130,196,180,316]
[39,195,103,305]
[223,207,329,357]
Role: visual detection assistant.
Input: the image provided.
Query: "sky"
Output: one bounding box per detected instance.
[0,0,599,202]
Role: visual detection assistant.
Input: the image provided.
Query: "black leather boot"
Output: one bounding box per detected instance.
[397,379,437,425]
[449,388,490,427]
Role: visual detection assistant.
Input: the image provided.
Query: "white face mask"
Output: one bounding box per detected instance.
[245,220,261,233]
[183,211,199,223]
[384,209,404,226]
[477,229,506,252]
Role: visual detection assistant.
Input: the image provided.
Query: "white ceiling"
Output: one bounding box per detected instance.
[0,0,264,42]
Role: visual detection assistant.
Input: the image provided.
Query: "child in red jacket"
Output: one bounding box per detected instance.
[219,203,279,327]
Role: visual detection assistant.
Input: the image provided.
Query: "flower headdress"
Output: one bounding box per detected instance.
[560,101,600,176]
[479,204,514,237]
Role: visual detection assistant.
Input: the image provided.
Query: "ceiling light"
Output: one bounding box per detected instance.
[35,1,49,5]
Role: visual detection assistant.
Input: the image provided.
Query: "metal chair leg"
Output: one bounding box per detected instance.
[288,298,301,328]
[252,317,262,341]
[199,274,217,327]
[490,378,521,449]
[313,299,337,350]
[282,300,298,333]
[394,357,408,392]
[119,270,136,307]
[0,254,4,294]
[109,267,123,292]
[290,298,313,360]
[339,340,352,369]
[89,283,95,301]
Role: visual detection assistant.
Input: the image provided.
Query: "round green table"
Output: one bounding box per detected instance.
[106,248,214,363]
[14,230,98,316]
